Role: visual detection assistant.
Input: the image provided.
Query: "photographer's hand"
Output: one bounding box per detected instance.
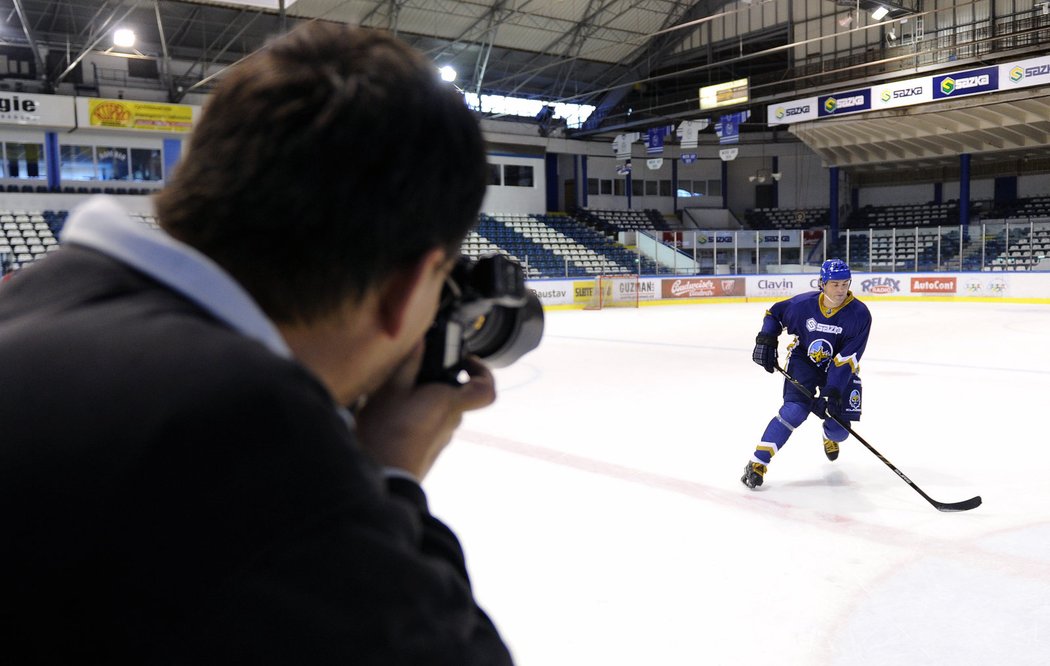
[356,345,495,481]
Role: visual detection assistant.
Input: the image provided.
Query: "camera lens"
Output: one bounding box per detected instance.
[463,292,544,368]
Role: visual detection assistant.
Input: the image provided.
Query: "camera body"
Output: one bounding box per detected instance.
[418,254,544,385]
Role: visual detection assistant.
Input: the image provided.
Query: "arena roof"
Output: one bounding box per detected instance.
[6,0,1050,174]
[8,0,738,115]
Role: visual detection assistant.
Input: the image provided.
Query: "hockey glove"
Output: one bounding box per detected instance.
[813,386,843,420]
[752,333,778,373]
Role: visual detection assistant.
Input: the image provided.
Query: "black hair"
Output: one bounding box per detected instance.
[156,22,487,324]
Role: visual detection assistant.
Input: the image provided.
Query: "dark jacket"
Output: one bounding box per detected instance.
[0,246,512,665]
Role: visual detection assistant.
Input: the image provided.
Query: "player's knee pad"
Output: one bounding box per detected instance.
[823,419,848,442]
[778,401,810,429]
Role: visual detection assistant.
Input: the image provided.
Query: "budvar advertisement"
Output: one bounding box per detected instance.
[662,277,745,298]
[87,98,194,132]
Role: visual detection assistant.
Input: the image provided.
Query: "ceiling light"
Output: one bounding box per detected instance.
[438,65,457,82]
[113,28,136,48]
[871,6,889,20]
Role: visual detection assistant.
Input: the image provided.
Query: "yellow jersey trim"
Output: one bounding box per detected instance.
[832,353,860,374]
[818,291,854,318]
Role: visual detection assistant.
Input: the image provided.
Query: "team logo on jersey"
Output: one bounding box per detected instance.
[848,389,862,410]
[807,339,834,366]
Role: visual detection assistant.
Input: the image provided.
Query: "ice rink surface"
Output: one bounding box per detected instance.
[425,299,1050,666]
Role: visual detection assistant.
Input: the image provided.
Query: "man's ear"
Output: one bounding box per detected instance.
[375,247,447,339]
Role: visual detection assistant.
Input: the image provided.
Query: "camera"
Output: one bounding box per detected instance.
[419,254,544,385]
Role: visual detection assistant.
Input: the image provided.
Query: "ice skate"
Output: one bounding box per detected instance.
[741,462,767,489]
[823,438,840,461]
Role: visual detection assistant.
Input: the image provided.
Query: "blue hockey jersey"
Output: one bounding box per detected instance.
[760,290,872,402]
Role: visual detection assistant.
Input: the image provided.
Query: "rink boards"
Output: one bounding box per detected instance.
[529,271,1050,309]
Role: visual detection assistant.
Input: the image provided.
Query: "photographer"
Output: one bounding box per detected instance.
[0,23,513,665]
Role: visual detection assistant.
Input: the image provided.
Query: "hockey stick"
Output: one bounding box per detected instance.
[774,363,982,513]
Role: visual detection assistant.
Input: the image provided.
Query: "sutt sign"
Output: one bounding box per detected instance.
[911,277,957,294]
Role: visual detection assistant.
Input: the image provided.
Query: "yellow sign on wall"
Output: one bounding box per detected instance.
[699,78,749,110]
[88,99,193,132]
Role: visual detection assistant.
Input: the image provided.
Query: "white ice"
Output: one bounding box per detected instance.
[426,300,1050,666]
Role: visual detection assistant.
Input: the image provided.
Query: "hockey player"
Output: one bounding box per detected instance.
[742,259,872,489]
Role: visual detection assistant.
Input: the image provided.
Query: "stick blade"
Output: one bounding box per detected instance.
[934,495,982,513]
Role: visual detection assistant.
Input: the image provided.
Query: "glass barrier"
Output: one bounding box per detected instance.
[511,219,1050,278]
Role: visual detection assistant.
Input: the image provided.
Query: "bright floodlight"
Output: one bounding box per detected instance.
[439,66,457,82]
[871,6,889,20]
[113,28,136,48]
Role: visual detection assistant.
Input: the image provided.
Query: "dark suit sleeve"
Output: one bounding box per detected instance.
[156,365,514,666]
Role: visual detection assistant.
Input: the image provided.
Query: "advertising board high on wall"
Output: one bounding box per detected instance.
[767,53,1050,126]
[0,93,201,134]
[0,93,76,129]
[85,99,195,133]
